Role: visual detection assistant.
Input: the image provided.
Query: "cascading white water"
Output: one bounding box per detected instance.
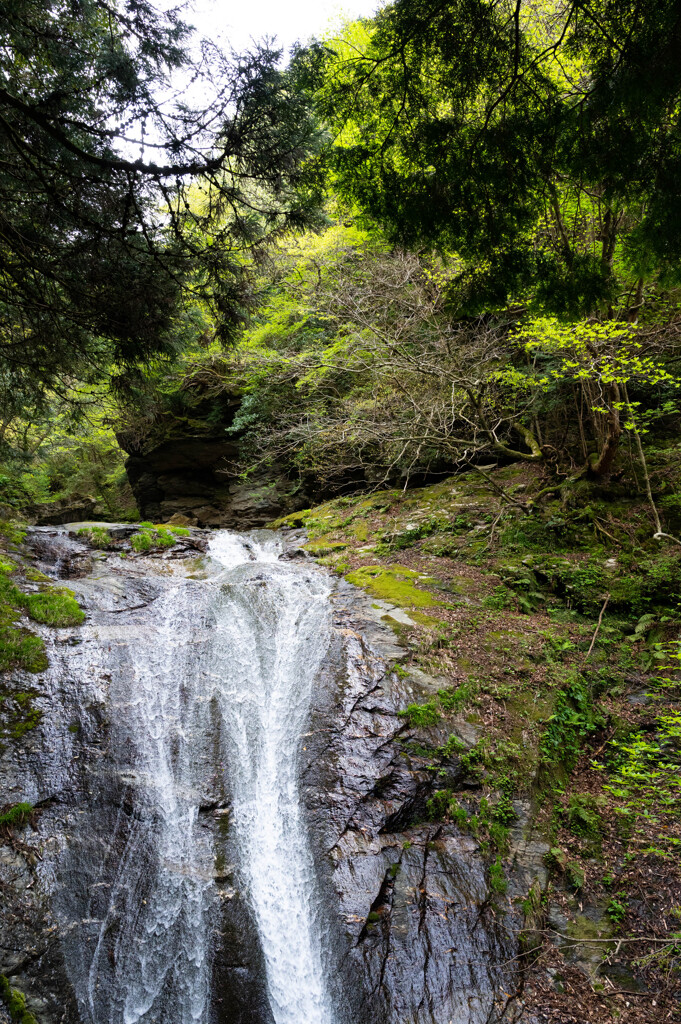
[207,531,335,1024]
[82,584,216,1024]
[56,529,335,1024]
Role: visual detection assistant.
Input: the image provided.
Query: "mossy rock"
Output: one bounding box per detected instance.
[269,509,314,529]
[303,540,347,556]
[22,588,85,627]
[0,975,39,1024]
[23,569,52,583]
[0,688,43,741]
[344,564,441,608]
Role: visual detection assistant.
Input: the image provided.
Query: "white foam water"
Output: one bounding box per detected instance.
[57,530,335,1024]
[208,532,335,1024]
[83,584,215,1024]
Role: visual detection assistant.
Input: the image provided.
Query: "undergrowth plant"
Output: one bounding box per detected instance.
[540,674,604,776]
[594,640,681,854]
[130,524,190,552]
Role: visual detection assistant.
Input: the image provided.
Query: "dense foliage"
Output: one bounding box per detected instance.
[313,0,681,315]
[0,0,323,418]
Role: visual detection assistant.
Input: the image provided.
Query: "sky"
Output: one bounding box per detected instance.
[182,0,381,57]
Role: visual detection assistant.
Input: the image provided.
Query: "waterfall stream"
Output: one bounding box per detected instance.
[208,532,334,1024]
[54,530,335,1024]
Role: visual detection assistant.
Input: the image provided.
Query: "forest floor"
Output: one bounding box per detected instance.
[274,461,681,1023]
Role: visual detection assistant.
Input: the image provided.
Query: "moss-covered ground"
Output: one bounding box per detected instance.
[274,463,681,1020]
[0,523,85,749]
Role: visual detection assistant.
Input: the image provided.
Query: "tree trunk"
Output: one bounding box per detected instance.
[627,277,644,323]
[589,383,621,477]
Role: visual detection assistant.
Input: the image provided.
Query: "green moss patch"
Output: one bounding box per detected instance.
[0,620,48,673]
[0,544,84,747]
[0,802,33,830]
[344,564,440,608]
[0,566,51,676]
[21,588,85,627]
[303,539,347,555]
[0,558,84,628]
[0,975,39,1024]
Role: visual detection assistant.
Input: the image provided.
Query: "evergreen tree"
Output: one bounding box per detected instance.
[313,0,681,315]
[0,0,322,409]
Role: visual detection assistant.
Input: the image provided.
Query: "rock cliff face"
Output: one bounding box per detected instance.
[306,582,522,1024]
[117,392,310,528]
[115,399,430,527]
[0,528,529,1024]
[121,435,304,528]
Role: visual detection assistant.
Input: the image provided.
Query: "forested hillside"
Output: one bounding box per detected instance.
[1,1,680,1022]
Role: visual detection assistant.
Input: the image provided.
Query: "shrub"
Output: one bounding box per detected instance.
[540,674,603,773]
[131,531,152,552]
[154,527,176,548]
[488,822,511,854]
[77,526,112,549]
[130,526,178,552]
[606,892,628,924]
[492,792,517,825]
[489,855,508,895]
[426,790,468,827]
[566,794,604,839]
[438,684,471,712]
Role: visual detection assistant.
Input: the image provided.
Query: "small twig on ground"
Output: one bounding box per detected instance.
[547,931,672,945]
[595,986,661,998]
[482,506,504,552]
[467,463,530,511]
[585,593,610,660]
[589,731,614,762]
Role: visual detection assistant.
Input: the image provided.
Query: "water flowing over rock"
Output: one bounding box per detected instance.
[0,527,524,1024]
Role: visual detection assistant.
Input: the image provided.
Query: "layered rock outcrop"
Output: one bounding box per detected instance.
[117,394,310,527]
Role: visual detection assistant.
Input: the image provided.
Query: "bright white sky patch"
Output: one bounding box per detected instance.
[184,0,381,57]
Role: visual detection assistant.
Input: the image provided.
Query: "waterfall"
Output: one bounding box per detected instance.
[208,532,334,1024]
[54,530,335,1024]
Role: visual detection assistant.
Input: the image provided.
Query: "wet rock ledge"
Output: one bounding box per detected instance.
[0,525,539,1024]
